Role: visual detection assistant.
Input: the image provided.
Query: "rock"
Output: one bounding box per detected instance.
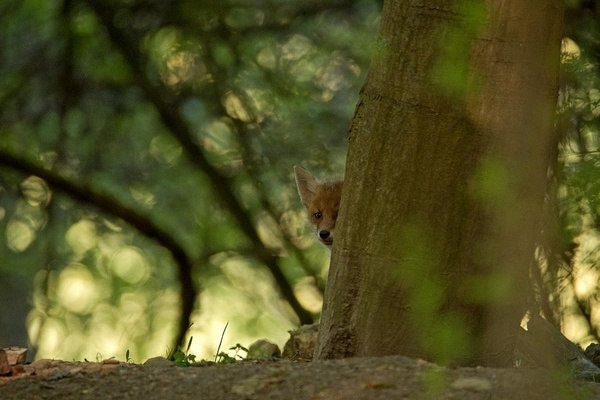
[282,323,319,360]
[247,340,281,359]
[2,347,27,366]
[0,350,11,376]
[144,356,174,367]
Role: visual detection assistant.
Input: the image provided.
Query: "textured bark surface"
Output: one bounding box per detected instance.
[315,0,563,366]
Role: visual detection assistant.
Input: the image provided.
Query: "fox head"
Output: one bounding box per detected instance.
[294,166,343,248]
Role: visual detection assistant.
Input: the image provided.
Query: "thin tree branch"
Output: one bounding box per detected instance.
[0,149,197,353]
[85,1,313,326]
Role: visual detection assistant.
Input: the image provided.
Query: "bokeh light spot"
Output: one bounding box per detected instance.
[110,247,150,284]
[57,264,98,314]
[6,219,35,252]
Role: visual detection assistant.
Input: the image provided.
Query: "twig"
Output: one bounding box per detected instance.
[214,321,229,362]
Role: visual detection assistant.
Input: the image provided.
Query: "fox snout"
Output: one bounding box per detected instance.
[319,230,331,241]
[318,229,333,247]
[310,209,336,247]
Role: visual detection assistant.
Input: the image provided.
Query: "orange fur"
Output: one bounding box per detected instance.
[294,166,343,248]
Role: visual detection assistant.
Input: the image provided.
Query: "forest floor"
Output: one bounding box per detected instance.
[1,354,600,400]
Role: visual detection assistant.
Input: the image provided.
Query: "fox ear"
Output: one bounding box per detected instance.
[294,165,320,208]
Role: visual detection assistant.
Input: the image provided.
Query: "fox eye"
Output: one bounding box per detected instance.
[313,211,322,220]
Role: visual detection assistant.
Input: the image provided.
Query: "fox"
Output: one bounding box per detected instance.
[294,165,343,248]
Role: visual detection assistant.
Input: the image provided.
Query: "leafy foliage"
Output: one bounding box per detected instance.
[2,0,600,362]
[0,0,379,360]
[543,1,600,344]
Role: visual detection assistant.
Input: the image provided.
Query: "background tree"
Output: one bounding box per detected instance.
[0,0,378,360]
[315,0,563,366]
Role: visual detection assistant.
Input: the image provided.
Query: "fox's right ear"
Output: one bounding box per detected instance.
[294,165,320,208]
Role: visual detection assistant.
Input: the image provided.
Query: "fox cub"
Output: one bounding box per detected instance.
[294,166,343,248]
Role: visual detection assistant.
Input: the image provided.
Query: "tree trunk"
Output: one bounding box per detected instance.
[315,0,563,366]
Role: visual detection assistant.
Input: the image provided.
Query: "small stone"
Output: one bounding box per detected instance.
[282,323,319,360]
[247,340,281,359]
[30,359,53,370]
[0,350,11,375]
[450,377,492,392]
[144,356,174,367]
[102,358,120,365]
[3,347,27,365]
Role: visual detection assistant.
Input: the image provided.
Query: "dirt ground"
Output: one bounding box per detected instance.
[1,355,600,400]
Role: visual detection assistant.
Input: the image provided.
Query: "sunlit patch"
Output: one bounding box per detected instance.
[256,47,276,69]
[316,55,361,92]
[57,264,98,314]
[0,206,5,220]
[5,199,47,252]
[35,318,67,358]
[279,209,309,244]
[26,308,45,346]
[149,135,182,164]
[294,277,323,313]
[186,268,296,360]
[574,267,599,298]
[110,247,150,284]
[119,293,147,322]
[255,211,284,250]
[147,27,208,90]
[162,51,197,86]
[89,323,123,358]
[563,313,594,346]
[561,37,581,58]
[202,119,235,153]
[65,219,97,255]
[220,257,259,291]
[129,186,156,209]
[102,218,123,232]
[590,304,600,345]
[6,219,35,252]
[222,91,251,122]
[590,89,600,117]
[281,34,312,61]
[20,176,52,207]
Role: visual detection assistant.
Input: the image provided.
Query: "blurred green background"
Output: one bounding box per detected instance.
[1,0,600,362]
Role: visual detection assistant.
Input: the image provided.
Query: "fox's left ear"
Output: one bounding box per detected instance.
[294,165,320,208]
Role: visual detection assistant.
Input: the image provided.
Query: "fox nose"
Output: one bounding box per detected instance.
[319,230,330,240]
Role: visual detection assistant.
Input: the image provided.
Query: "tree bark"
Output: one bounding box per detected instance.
[315,0,563,366]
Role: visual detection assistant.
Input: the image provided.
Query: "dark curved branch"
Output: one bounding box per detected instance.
[85,1,313,325]
[0,149,196,353]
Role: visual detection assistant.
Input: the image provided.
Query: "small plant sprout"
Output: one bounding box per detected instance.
[215,344,249,363]
[212,322,247,363]
[173,336,197,367]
